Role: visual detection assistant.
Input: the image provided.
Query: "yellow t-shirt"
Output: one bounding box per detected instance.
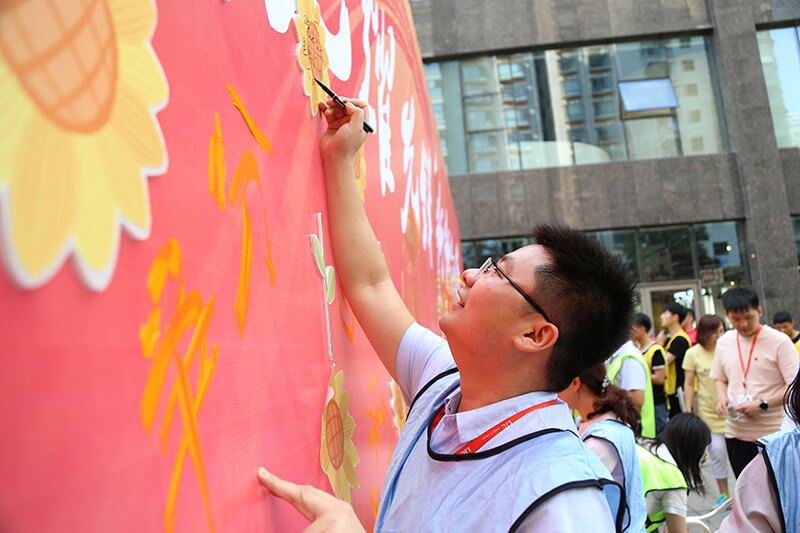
[682,344,725,433]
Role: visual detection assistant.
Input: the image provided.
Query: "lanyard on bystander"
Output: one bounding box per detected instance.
[736,325,762,391]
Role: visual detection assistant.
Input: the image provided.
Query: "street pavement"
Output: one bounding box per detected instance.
[685,455,736,532]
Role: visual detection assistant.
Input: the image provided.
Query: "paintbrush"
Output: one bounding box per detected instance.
[315,78,374,133]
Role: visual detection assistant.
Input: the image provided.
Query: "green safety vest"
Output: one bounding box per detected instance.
[636,444,688,532]
[607,348,656,438]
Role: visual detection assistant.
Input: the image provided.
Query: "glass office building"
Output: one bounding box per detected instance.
[410,0,800,324]
[426,37,726,175]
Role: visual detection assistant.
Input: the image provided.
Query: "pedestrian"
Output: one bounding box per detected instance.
[637,413,710,533]
[711,287,799,477]
[719,369,800,532]
[683,314,729,505]
[559,363,648,533]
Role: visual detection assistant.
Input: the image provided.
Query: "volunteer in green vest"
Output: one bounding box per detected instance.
[659,303,691,418]
[632,313,669,434]
[608,340,655,438]
[637,413,710,533]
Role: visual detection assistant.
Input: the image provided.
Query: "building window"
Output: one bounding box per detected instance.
[462,221,749,287]
[640,225,695,282]
[425,36,726,175]
[757,26,800,148]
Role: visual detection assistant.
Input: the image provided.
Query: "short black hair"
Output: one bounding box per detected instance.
[721,286,759,312]
[663,302,687,323]
[632,312,652,333]
[532,224,636,392]
[773,311,793,324]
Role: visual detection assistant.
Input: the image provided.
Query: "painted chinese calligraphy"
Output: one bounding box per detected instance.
[208,85,276,338]
[139,238,218,533]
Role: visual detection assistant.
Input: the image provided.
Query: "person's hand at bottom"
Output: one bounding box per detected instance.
[257,467,366,533]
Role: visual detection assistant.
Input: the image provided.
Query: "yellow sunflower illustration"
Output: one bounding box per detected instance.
[321,369,360,502]
[294,0,330,115]
[0,0,168,290]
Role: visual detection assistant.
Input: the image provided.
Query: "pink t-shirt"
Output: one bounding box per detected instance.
[710,325,799,441]
[719,453,781,532]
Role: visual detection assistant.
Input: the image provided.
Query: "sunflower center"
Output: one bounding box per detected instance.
[324,399,345,469]
[0,0,118,133]
[306,21,325,82]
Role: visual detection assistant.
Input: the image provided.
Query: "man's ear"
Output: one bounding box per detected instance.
[513,321,559,352]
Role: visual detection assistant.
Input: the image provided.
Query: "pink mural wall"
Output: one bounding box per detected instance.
[0,0,461,530]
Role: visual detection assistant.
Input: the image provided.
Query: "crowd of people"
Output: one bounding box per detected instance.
[256,97,799,532]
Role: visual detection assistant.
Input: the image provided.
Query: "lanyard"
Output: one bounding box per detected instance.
[736,325,762,391]
[431,399,558,454]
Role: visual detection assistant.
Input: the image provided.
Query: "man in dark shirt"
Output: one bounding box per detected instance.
[659,302,691,418]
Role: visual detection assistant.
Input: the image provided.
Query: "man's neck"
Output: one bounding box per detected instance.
[666,323,684,335]
[458,373,547,413]
[639,337,655,350]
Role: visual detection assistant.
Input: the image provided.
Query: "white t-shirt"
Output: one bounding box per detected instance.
[609,341,648,392]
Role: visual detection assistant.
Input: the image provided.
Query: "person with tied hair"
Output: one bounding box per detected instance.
[636,413,711,533]
[559,364,647,533]
[720,370,800,532]
[682,314,729,506]
[258,95,638,531]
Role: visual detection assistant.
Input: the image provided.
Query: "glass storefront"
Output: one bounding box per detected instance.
[757,26,800,148]
[425,36,727,175]
[461,220,748,324]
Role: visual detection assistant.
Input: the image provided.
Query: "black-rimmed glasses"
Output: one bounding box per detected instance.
[477,257,554,325]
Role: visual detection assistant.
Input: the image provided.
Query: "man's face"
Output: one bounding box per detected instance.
[440,245,551,352]
[725,307,763,336]
[660,310,677,329]
[630,325,646,342]
[774,321,795,338]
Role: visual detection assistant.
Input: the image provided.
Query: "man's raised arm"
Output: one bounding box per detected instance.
[318,98,414,381]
